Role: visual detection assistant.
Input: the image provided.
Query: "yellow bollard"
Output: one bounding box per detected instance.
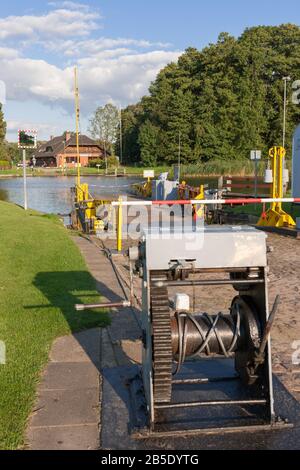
[257,146,296,228]
[117,196,123,252]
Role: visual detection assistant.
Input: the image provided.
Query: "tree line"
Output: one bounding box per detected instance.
[0,105,27,166]
[115,24,300,166]
[2,24,300,170]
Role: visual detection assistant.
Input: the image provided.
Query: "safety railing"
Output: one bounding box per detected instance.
[111,197,300,251]
[112,197,300,207]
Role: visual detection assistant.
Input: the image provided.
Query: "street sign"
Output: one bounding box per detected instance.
[18,129,37,149]
[250,150,262,199]
[143,170,155,179]
[250,150,262,161]
[174,165,180,181]
[18,129,37,211]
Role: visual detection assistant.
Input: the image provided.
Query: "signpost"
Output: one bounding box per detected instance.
[18,130,37,210]
[143,170,155,181]
[250,150,262,198]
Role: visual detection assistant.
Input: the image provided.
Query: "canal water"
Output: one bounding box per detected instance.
[0,175,261,215]
[0,176,143,215]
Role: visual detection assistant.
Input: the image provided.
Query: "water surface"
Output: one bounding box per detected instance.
[0,176,143,214]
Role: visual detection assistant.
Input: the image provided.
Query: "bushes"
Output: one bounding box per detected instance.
[88,158,102,168]
[181,159,292,177]
[0,160,11,169]
[89,155,119,169]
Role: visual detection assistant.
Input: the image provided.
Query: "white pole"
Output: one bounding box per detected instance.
[282,76,291,193]
[119,107,123,165]
[104,141,108,175]
[23,149,28,210]
[283,78,288,149]
[178,131,181,181]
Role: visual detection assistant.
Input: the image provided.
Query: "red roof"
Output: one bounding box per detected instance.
[34,134,108,158]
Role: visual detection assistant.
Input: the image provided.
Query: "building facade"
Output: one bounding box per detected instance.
[34,132,108,168]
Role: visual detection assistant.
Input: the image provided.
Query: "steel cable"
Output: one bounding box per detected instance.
[174,307,241,375]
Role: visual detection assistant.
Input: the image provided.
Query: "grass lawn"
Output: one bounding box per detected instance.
[0,202,110,449]
[55,165,170,177]
[230,202,300,220]
[0,166,167,177]
[0,169,20,176]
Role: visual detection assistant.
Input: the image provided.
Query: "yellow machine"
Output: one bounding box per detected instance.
[178,181,205,219]
[133,179,152,198]
[73,183,113,233]
[258,146,296,228]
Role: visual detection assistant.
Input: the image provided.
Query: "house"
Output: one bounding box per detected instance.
[33,132,109,168]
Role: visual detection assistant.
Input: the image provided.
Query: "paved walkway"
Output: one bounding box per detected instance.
[26,329,101,450]
[26,235,141,450]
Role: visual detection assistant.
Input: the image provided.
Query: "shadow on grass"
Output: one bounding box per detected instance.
[30,269,141,425]
[28,271,111,371]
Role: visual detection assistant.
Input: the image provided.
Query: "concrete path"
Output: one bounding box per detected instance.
[74,236,142,369]
[26,329,101,450]
[26,234,141,450]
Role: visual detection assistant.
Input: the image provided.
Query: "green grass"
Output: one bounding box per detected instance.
[0,159,293,179]
[0,168,19,176]
[0,202,110,449]
[229,202,300,219]
[182,159,292,177]
[0,166,171,178]
[0,168,47,177]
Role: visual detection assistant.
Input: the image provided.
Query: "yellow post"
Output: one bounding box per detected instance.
[74,66,81,189]
[270,146,283,212]
[192,185,205,220]
[257,146,296,228]
[117,196,123,252]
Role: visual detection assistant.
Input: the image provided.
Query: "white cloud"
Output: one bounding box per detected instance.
[0,50,181,110]
[1,58,73,103]
[48,1,90,11]
[78,50,181,106]
[0,46,20,59]
[45,37,172,57]
[0,2,182,140]
[0,8,100,40]
[7,119,59,135]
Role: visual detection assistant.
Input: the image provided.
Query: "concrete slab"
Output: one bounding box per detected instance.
[100,329,118,369]
[40,363,99,391]
[27,424,99,450]
[121,340,142,365]
[31,388,99,428]
[50,328,101,364]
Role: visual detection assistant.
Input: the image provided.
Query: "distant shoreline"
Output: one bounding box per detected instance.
[0,172,262,179]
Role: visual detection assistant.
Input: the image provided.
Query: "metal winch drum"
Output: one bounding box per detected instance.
[129,226,284,434]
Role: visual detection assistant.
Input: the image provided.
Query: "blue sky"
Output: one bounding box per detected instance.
[0,0,299,141]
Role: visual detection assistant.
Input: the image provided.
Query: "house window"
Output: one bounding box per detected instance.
[66,157,76,164]
[46,146,53,152]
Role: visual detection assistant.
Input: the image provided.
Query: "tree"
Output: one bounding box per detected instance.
[0,103,7,161]
[115,103,144,164]
[89,103,119,154]
[120,24,300,165]
[138,120,160,166]
[0,103,6,143]
[62,131,76,139]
